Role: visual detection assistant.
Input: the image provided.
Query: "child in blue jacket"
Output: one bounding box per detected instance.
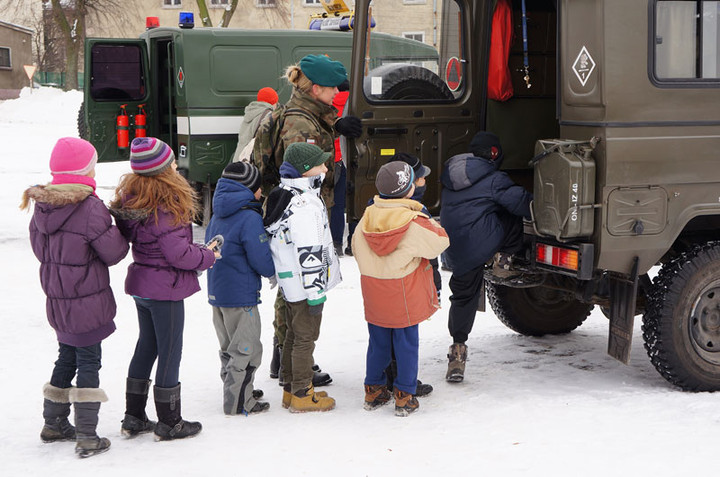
[205,162,275,415]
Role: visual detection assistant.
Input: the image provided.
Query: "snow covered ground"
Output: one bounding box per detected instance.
[1,88,717,476]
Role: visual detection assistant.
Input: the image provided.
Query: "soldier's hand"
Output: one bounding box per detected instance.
[335,116,362,138]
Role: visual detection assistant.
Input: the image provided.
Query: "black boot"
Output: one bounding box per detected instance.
[40,383,76,443]
[153,383,202,441]
[70,387,111,458]
[121,378,156,438]
[269,335,281,379]
[312,364,332,387]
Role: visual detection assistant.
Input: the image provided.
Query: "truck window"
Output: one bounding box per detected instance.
[362,0,464,102]
[654,0,720,81]
[90,44,146,101]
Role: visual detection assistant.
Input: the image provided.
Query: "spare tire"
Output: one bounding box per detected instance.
[77,102,88,140]
[363,63,454,101]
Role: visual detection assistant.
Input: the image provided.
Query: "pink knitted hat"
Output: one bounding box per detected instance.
[49,137,98,176]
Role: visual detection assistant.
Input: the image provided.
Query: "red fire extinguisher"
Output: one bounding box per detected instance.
[134,104,147,138]
[117,104,129,150]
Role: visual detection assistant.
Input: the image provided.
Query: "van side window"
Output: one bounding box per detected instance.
[89,44,145,101]
[654,0,720,81]
[361,0,463,102]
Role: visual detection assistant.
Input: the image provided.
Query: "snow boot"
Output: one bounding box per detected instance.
[121,378,156,438]
[492,252,520,278]
[282,383,328,409]
[70,387,111,458]
[40,383,76,443]
[311,363,333,387]
[415,379,434,397]
[363,384,392,411]
[153,383,202,441]
[393,387,419,417]
[289,385,335,413]
[446,343,467,383]
[269,336,281,379]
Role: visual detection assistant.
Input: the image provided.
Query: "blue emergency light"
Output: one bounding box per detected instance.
[179,12,194,29]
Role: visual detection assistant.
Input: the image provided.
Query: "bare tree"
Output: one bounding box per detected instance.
[196,0,291,29]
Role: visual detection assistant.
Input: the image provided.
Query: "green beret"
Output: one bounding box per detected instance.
[299,54,348,87]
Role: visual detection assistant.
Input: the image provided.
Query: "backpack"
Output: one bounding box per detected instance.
[252,104,321,193]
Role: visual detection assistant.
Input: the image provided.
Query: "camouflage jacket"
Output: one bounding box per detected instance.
[254,88,338,207]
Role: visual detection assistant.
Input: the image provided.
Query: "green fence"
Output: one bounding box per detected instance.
[35,71,84,89]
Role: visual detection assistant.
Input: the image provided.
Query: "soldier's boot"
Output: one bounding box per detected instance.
[40,383,76,443]
[70,387,111,458]
[446,342,468,383]
[363,384,392,411]
[153,383,202,441]
[289,385,335,413]
[121,378,156,438]
[269,336,281,379]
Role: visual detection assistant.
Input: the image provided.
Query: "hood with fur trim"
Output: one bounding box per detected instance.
[24,184,94,235]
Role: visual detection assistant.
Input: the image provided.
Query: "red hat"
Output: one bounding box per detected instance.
[257,87,279,105]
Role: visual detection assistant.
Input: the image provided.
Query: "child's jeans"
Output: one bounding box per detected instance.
[128,297,185,388]
[365,323,418,395]
[50,341,102,389]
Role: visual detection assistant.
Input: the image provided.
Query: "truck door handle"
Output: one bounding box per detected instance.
[368,127,408,136]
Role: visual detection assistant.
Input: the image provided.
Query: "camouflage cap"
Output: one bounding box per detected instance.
[299,54,348,88]
[284,142,332,174]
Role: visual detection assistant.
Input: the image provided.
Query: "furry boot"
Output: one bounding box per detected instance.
[40,383,76,443]
[70,387,111,458]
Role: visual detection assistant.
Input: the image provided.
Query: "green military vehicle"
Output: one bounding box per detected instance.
[78,12,438,223]
[346,0,720,390]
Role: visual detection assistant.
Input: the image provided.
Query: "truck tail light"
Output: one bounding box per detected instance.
[536,243,579,271]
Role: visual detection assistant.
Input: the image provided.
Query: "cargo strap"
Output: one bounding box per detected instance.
[521,0,531,88]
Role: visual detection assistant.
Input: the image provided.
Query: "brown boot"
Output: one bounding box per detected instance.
[289,385,335,413]
[363,384,392,411]
[446,343,467,383]
[393,387,419,417]
[282,384,328,409]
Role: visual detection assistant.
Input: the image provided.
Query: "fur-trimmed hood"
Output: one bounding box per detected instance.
[24,184,94,235]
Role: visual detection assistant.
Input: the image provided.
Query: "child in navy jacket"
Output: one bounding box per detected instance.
[205,162,275,415]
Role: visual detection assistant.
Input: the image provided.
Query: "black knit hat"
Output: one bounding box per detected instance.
[376,162,415,198]
[389,152,430,178]
[469,131,502,161]
[222,161,261,193]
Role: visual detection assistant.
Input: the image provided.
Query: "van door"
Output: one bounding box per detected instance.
[82,39,150,163]
[346,0,489,220]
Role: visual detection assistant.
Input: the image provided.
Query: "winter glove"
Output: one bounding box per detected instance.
[334,116,362,138]
[268,275,278,289]
[308,303,324,316]
[205,234,224,259]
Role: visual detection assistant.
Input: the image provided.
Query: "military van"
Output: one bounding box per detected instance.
[78,12,438,223]
[346,0,720,391]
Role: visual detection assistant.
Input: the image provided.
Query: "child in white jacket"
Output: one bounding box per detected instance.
[264,142,341,412]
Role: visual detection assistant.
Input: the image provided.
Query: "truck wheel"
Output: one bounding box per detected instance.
[363,63,454,100]
[642,242,720,391]
[487,282,591,336]
[77,102,88,140]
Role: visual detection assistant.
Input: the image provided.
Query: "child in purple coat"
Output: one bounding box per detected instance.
[111,137,217,441]
[22,137,129,458]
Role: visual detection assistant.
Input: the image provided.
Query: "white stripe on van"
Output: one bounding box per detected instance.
[176,116,244,136]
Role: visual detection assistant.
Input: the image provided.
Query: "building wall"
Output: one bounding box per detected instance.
[0,22,34,99]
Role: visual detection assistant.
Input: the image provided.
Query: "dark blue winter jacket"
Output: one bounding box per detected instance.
[205,178,275,307]
[440,153,532,276]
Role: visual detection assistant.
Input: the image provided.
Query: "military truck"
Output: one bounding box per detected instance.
[346,0,720,390]
[78,12,439,223]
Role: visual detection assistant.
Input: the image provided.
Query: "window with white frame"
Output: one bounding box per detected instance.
[256,0,277,7]
[304,0,322,5]
[210,0,229,7]
[403,0,427,4]
[0,47,11,69]
[403,31,425,43]
[162,0,182,7]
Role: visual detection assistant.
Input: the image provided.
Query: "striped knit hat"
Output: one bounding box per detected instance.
[222,161,261,193]
[130,137,175,176]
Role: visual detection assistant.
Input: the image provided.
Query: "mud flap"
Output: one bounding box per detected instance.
[607,257,639,364]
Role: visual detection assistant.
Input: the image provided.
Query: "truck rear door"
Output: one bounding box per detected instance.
[346,0,489,219]
[82,39,150,163]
